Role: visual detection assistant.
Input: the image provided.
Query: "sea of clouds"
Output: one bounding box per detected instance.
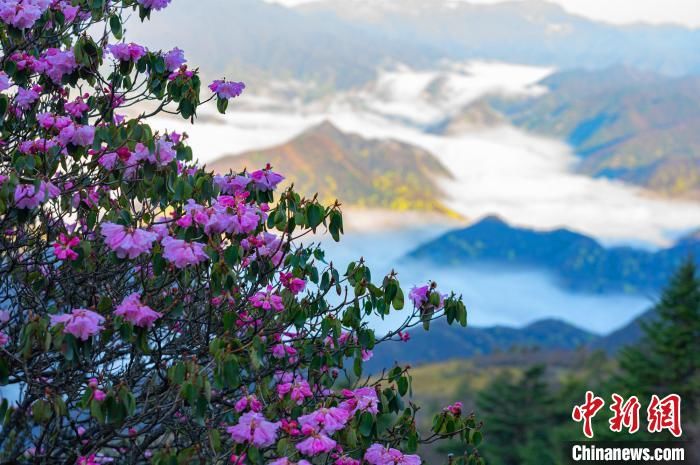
[147,60,698,332]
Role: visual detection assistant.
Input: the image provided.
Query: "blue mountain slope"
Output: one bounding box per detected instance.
[366,318,596,372]
[407,216,699,294]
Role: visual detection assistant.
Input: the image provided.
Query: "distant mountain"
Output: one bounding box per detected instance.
[128,0,439,90]
[208,121,456,214]
[490,67,700,198]
[406,215,699,294]
[369,308,661,372]
[301,0,700,77]
[428,100,506,135]
[367,318,595,372]
[590,309,655,354]
[128,0,700,91]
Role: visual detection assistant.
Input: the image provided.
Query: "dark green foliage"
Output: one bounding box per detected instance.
[614,259,700,422]
[476,365,556,465]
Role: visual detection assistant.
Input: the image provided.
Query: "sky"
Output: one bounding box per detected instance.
[264,0,700,28]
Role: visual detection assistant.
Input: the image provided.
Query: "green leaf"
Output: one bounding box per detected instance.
[359,411,374,437]
[109,15,123,39]
[469,430,483,447]
[90,399,105,423]
[0,95,8,119]
[32,399,51,423]
[223,246,239,267]
[397,376,409,397]
[406,431,418,453]
[208,429,222,453]
[307,204,324,229]
[0,358,9,385]
[392,287,405,310]
[353,356,362,378]
[216,97,228,114]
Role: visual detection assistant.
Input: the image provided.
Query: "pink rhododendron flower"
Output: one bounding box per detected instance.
[340,387,379,415]
[235,394,263,413]
[135,139,176,166]
[55,0,79,22]
[107,43,147,62]
[226,411,280,448]
[150,220,170,241]
[43,48,77,83]
[65,96,89,118]
[296,425,337,456]
[277,376,313,405]
[137,0,171,11]
[250,166,284,191]
[249,286,284,312]
[14,181,59,209]
[271,342,297,360]
[162,236,209,268]
[37,112,55,129]
[101,223,158,259]
[408,285,429,307]
[0,0,51,29]
[409,284,445,309]
[335,457,361,465]
[281,418,301,436]
[280,272,306,294]
[115,293,162,328]
[214,174,250,194]
[270,459,312,465]
[53,234,79,261]
[50,309,105,341]
[364,444,421,465]
[77,455,99,465]
[209,80,245,99]
[299,407,350,435]
[201,196,261,235]
[0,71,11,91]
[163,47,185,71]
[92,389,106,402]
[444,401,463,416]
[0,332,8,346]
[15,85,40,109]
[241,232,285,266]
[70,125,95,146]
[98,151,118,170]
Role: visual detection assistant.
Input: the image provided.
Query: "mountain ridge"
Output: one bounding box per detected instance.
[406,215,700,294]
[368,305,660,373]
[129,0,700,91]
[484,67,700,198]
[208,121,457,215]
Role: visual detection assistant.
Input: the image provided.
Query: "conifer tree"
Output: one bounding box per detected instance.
[476,365,556,465]
[615,259,700,423]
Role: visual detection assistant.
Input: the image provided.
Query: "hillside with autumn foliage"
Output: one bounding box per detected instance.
[210,121,457,215]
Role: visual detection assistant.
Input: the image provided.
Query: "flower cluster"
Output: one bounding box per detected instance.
[209,80,245,99]
[50,309,105,341]
[365,444,421,465]
[114,293,162,328]
[0,0,50,29]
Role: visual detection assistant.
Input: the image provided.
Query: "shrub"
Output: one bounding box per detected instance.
[0,1,479,464]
